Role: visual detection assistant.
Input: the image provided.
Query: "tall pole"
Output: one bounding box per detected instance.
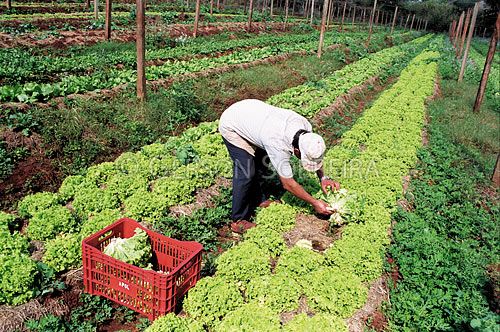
[284,0,289,29]
[409,13,415,30]
[6,0,11,10]
[210,0,213,15]
[351,5,356,28]
[104,0,112,40]
[94,0,99,19]
[247,0,254,30]
[326,0,332,28]
[339,1,346,31]
[459,3,479,81]
[136,0,145,102]
[424,20,428,31]
[193,0,201,37]
[366,0,377,46]
[390,6,398,34]
[458,8,471,57]
[318,0,329,58]
[310,0,315,24]
[492,154,500,187]
[404,14,410,29]
[454,11,465,48]
[473,12,500,113]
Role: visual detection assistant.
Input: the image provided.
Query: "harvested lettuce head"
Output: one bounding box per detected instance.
[323,189,365,226]
[103,228,152,269]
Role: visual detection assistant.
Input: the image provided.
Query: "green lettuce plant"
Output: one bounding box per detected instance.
[215,302,281,332]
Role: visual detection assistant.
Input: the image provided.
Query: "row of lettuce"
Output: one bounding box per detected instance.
[0,31,416,103]
[145,38,441,331]
[0,34,427,308]
[387,43,499,331]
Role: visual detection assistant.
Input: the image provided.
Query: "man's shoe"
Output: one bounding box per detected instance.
[258,199,282,208]
[230,220,256,234]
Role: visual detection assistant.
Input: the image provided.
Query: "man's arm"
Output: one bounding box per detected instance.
[316,167,340,194]
[280,177,332,215]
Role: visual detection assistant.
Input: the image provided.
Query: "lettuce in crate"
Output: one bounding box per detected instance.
[321,189,365,226]
[103,228,152,269]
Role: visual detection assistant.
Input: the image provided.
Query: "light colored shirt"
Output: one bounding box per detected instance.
[219,99,312,178]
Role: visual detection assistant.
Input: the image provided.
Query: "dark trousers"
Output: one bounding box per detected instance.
[222,138,268,221]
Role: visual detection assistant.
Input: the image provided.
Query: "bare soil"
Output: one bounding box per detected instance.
[346,277,389,332]
[283,213,336,252]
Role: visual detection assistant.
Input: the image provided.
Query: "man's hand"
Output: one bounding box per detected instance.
[321,178,340,194]
[313,199,333,215]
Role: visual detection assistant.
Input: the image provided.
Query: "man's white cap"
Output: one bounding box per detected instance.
[298,133,326,172]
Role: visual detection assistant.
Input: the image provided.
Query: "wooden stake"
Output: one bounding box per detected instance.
[366,0,377,46]
[492,153,500,187]
[105,0,112,40]
[450,20,456,41]
[404,14,410,29]
[318,0,329,58]
[310,0,315,24]
[459,3,479,81]
[217,0,220,10]
[6,0,11,10]
[339,1,346,31]
[326,0,332,28]
[424,19,428,31]
[193,0,201,37]
[136,0,146,102]
[390,6,398,34]
[270,0,273,16]
[454,11,464,47]
[409,13,415,30]
[362,7,366,23]
[483,27,487,38]
[473,12,500,113]
[458,8,471,57]
[94,0,99,19]
[210,0,213,15]
[284,0,289,29]
[351,5,356,28]
[375,9,379,26]
[247,0,254,30]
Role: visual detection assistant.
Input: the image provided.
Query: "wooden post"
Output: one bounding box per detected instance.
[247,0,254,30]
[483,27,486,38]
[404,14,410,29]
[473,12,500,113]
[459,3,479,81]
[6,0,11,10]
[105,0,111,40]
[335,4,340,20]
[409,13,415,30]
[284,0,289,29]
[86,0,90,10]
[216,0,220,10]
[318,0,329,58]
[450,20,456,41]
[210,0,213,15]
[339,1,346,31]
[458,8,471,57]
[492,154,500,187]
[310,0,315,24]
[94,0,99,19]
[363,7,366,23]
[366,0,377,46]
[326,0,332,28]
[351,5,356,28]
[136,0,146,102]
[454,11,465,47]
[390,6,398,34]
[424,20,428,31]
[193,0,201,37]
[270,0,273,16]
[375,9,379,26]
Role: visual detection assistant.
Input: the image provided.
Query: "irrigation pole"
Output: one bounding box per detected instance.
[136,0,146,101]
[459,3,479,81]
[193,0,201,37]
[390,6,398,34]
[366,0,377,46]
[473,12,500,113]
[318,0,329,58]
[105,0,112,40]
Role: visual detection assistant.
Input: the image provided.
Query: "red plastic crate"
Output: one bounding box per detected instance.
[82,218,203,320]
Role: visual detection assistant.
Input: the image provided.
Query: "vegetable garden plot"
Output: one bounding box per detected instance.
[0,31,379,103]
[143,43,441,330]
[0,35,425,313]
